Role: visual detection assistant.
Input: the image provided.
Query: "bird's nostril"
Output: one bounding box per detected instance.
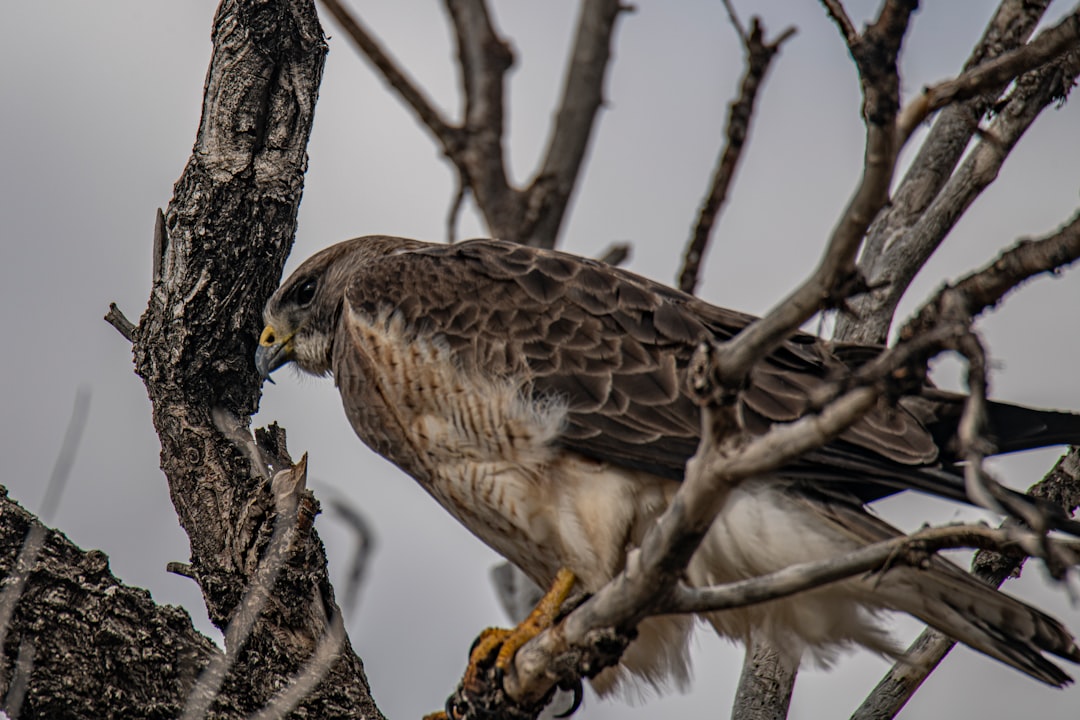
[259,326,277,346]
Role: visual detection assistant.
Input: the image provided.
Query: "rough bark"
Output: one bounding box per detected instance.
[0,488,216,719]
[131,0,379,717]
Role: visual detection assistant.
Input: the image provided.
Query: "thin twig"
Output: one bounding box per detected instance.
[597,242,631,267]
[678,17,796,295]
[838,19,1080,344]
[3,639,35,717]
[323,495,377,617]
[446,170,468,244]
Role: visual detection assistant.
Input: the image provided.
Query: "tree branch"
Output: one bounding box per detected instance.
[897,10,1080,144]
[669,523,1078,614]
[678,16,796,295]
[442,0,520,238]
[525,0,625,248]
[836,1,1079,343]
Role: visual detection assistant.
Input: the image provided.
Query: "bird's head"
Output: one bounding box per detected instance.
[256,236,425,380]
[256,240,364,379]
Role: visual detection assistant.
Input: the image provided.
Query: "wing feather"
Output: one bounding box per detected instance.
[340,238,952,494]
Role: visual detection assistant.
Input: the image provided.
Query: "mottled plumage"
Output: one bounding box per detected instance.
[257,236,1080,693]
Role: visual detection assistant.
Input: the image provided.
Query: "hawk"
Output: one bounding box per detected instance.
[256,235,1080,695]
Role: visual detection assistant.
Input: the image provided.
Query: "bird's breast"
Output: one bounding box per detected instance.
[337,307,573,576]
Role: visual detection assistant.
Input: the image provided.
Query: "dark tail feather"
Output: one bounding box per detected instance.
[986,402,1080,454]
[877,564,1080,686]
[928,399,1080,458]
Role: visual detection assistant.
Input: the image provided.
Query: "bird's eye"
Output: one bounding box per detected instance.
[294,278,318,307]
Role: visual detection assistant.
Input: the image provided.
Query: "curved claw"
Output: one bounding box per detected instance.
[553,679,584,718]
[444,695,459,720]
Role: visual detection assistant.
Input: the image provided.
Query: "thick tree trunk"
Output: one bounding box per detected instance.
[1,1,384,718]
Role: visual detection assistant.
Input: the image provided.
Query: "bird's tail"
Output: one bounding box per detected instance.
[925,396,1080,458]
[871,563,1080,686]
[985,401,1080,455]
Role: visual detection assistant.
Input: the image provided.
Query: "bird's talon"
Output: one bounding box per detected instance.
[553,679,584,718]
[444,695,459,720]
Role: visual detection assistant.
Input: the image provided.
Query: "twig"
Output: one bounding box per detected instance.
[446,170,468,244]
[3,639,35,717]
[837,10,1080,344]
[104,302,137,342]
[669,523,1076,614]
[596,242,631,267]
[323,496,377,617]
[677,17,796,295]
[167,561,197,579]
[898,209,1080,341]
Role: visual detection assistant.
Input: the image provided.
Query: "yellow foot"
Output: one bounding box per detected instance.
[463,568,577,694]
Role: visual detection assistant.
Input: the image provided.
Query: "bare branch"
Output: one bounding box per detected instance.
[442,0,519,239]
[670,524,1078,615]
[837,4,1080,343]
[446,169,468,244]
[897,10,1080,144]
[323,496,378,617]
[898,208,1080,340]
[318,0,460,149]
[525,0,625,247]
[678,17,796,295]
[838,0,1049,345]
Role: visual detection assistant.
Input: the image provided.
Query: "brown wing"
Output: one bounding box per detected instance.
[340,238,943,485]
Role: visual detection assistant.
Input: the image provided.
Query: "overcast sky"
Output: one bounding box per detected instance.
[2,1,1079,718]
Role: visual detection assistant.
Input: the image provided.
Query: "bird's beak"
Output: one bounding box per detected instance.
[255,325,293,379]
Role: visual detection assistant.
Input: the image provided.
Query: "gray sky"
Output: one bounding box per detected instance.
[2,1,1079,718]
